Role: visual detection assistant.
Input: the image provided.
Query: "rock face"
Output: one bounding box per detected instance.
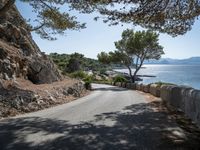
[0,2,89,118]
[0,1,62,84]
[0,79,87,118]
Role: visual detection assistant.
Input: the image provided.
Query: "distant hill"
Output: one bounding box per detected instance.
[144,57,200,65]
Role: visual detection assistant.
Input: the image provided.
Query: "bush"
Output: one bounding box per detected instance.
[83,76,93,90]
[113,75,128,83]
[70,71,87,79]
[154,81,175,87]
[84,81,92,90]
[99,68,107,75]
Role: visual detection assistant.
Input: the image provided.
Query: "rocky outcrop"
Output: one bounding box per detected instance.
[0,79,87,118]
[0,1,87,118]
[0,1,62,84]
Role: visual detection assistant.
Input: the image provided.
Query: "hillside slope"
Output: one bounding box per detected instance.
[0,1,87,118]
[0,1,62,84]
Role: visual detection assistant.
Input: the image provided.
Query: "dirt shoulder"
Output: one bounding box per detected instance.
[0,78,89,119]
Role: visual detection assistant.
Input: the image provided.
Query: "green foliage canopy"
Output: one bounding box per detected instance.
[1,0,200,40]
[98,29,164,82]
[49,52,108,74]
[0,0,86,40]
[65,53,84,73]
[71,0,200,36]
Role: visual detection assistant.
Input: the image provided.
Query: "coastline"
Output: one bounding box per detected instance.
[113,64,200,90]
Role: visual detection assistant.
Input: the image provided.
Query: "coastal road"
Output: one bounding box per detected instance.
[0,84,200,150]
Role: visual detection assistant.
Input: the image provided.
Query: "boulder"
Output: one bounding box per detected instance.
[130,83,136,90]
[115,82,121,87]
[122,82,126,88]
[126,83,131,89]
[135,83,139,90]
[160,85,179,107]
[182,89,200,125]
[27,57,62,84]
[136,83,142,91]
[143,84,150,93]
[67,82,85,97]
[149,84,161,97]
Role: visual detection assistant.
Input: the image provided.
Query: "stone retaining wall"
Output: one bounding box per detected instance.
[113,82,200,126]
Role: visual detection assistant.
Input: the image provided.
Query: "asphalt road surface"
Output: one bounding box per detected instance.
[0,84,200,150]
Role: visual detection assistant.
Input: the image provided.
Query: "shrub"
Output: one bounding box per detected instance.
[70,71,87,79]
[154,81,175,87]
[99,68,107,75]
[84,81,92,90]
[83,76,93,90]
[113,75,128,83]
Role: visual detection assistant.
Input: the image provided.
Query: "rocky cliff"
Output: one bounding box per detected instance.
[0,1,62,84]
[0,1,88,118]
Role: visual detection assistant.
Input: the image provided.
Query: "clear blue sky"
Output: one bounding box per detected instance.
[16,2,200,59]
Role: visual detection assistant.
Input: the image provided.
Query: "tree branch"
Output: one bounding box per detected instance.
[30,23,46,31]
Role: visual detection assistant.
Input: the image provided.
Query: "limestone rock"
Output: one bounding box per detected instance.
[136,83,143,91]
[149,84,161,97]
[143,84,150,93]
[0,1,62,84]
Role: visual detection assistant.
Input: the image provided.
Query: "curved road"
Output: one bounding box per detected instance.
[0,84,200,150]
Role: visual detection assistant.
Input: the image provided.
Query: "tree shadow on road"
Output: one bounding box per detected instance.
[0,101,200,150]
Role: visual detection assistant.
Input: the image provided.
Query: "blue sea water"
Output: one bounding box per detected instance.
[115,65,200,90]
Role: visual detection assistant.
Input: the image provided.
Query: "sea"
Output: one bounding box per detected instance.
[115,64,200,90]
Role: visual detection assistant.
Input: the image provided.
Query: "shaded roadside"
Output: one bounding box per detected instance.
[0,101,200,150]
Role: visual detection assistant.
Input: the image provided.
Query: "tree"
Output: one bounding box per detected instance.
[98,29,164,83]
[71,0,200,36]
[1,0,200,40]
[97,52,110,64]
[65,53,84,73]
[0,0,85,40]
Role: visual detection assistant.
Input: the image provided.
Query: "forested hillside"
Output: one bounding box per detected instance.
[49,53,109,74]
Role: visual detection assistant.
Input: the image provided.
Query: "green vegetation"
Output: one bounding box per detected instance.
[66,53,84,73]
[69,71,87,79]
[84,81,92,90]
[83,76,93,90]
[113,75,128,84]
[98,29,164,83]
[71,1,200,36]
[49,52,114,87]
[2,1,199,40]
[154,81,175,87]
[0,1,86,40]
[49,53,108,74]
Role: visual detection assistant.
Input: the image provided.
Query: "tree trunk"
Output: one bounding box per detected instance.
[133,71,138,83]
[0,0,15,16]
[133,58,144,83]
[127,66,134,83]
